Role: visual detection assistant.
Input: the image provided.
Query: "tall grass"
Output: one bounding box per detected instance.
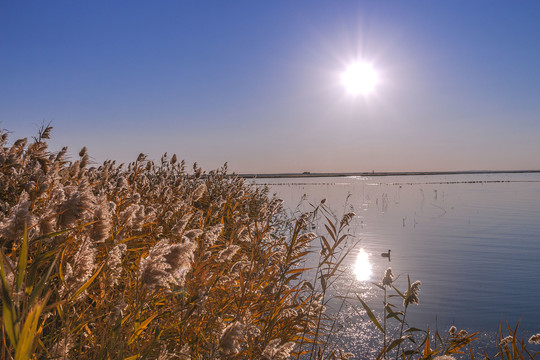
[0,126,358,359]
[0,126,539,359]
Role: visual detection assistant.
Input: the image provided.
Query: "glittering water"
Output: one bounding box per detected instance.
[252,173,540,358]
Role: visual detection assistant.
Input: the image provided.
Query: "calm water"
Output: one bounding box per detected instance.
[252,173,540,357]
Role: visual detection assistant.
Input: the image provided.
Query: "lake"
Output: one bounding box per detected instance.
[251,172,540,358]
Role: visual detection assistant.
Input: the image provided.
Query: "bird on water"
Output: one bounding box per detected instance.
[381,249,391,258]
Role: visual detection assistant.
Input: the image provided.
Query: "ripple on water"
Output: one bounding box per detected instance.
[256,173,540,354]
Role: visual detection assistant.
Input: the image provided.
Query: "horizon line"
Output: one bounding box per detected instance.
[236,169,540,179]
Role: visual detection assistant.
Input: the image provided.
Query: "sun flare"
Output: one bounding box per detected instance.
[354,249,373,281]
[341,62,379,96]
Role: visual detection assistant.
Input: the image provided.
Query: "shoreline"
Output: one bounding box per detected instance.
[237,169,540,179]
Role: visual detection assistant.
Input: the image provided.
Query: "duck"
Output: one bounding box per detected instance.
[381,249,391,258]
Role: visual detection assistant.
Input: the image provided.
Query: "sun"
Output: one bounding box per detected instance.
[341,62,379,96]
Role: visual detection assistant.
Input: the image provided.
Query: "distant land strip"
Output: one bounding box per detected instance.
[237,169,540,179]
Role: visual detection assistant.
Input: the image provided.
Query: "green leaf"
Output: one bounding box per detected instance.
[16,226,28,292]
[0,254,17,345]
[356,294,384,334]
[14,298,46,360]
[26,246,62,293]
[28,253,59,308]
[2,298,17,346]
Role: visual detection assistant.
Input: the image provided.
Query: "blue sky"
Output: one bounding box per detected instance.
[2,1,540,173]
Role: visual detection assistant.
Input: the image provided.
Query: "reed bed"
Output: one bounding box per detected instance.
[0,126,539,360]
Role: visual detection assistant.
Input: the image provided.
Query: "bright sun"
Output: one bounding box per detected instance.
[341,62,379,96]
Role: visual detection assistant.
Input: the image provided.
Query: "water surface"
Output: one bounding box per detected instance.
[252,173,540,357]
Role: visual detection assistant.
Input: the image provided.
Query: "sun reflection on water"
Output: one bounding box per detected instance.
[354,249,372,281]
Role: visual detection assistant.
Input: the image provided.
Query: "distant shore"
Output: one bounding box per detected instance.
[237,169,540,179]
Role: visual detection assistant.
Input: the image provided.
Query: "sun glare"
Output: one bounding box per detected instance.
[341,62,379,96]
[354,249,372,281]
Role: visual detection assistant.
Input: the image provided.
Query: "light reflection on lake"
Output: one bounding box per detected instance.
[354,249,372,281]
[251,173,540,357]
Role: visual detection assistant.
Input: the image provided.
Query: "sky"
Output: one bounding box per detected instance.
[2,1,540,174]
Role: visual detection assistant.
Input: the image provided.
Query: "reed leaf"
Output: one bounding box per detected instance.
[16,226,28,293]
[423,332,431,358]
[128,313,158,345]
[391,284,405,299]
[356,295,384,334]
[14,296,47,360]
[69,262,104,302]
[320,235,331,255]
[323,214,336,238]
[386,337,407,353]
[0,253,17,346]
[28,253,59,308]
[32,221,97,242]
[469,345,475,360]
[405,327,425,333]
[372,282,385,291]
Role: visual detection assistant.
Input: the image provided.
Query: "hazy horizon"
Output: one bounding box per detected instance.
[238,169,540,176]
[2,2,540,173]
